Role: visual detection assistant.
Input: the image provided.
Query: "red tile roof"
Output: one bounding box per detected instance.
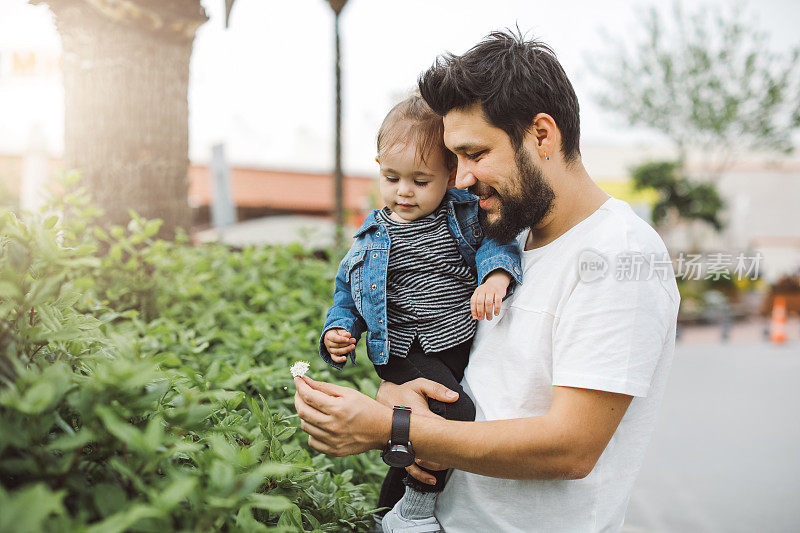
[188,164,377,213]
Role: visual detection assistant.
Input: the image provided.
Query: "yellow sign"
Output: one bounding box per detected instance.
[597,180,658,205]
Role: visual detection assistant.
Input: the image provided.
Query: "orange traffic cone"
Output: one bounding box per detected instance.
[770,295,788,344]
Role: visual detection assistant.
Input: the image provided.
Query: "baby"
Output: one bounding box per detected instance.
[319,95,521,533]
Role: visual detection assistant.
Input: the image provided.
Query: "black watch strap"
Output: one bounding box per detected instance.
[391,406,412,445]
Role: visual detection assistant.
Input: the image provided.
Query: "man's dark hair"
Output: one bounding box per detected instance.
[418,30,581,163]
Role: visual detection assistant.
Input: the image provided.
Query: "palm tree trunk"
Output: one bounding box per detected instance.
[36,0,207,238]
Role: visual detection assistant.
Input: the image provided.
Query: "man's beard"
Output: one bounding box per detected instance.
[472,147,555,243]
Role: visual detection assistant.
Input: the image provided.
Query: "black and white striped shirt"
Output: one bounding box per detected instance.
[377,205,477,359]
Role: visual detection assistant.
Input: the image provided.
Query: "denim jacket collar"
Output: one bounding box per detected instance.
[353,210,382,238]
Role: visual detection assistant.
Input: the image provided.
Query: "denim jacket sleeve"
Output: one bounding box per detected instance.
[318,252,368,370]
[474,237,523,289]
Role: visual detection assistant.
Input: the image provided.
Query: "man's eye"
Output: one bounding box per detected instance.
[466,150,486,161]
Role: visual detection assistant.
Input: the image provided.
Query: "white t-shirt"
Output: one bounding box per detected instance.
[435,198,680,532]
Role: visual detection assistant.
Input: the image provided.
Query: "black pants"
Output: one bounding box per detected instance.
[374,338,476,512]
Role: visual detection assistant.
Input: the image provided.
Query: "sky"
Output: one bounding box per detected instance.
[0,0,798,175]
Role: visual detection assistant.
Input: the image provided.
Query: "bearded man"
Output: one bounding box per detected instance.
[294,30,679,533]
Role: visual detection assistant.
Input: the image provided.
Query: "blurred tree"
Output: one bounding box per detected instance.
[30,0,231,238]
[593,1,800,175]
[631,160,724,231]
[327,0,347,247]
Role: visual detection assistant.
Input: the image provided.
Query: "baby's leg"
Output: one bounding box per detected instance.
[372,337,475,423]
[399,339,475,491]
[374,338,476,492]
[373,354,423,517]
[374,339,475,532]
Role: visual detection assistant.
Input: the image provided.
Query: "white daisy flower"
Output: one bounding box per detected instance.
[290,360,310,378]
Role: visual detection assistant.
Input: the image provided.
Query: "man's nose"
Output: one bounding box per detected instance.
[455,164,476,190]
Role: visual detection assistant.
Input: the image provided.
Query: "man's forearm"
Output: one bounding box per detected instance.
[409,415,592,480]
[294,378,630,480]
[402,385,632,480]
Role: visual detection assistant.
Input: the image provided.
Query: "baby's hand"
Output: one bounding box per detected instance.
[471,270,512,321]
[323,328,356,363]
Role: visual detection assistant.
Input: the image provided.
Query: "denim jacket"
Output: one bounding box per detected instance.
[319,188,522,370]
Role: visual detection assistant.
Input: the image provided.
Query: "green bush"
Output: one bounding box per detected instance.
[0,176,385,532]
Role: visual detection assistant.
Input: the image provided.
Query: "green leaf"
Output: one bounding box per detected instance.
[154,352,182,367]
[109,244,123,262]
[93,483,128,517]
[277,504,303,530]
[154,476,196,511]
[95,405,142,446]
[14,381,56,415]
[212,390,245,409]
[28,275,63,306]
[85,504,162,533]
[44,215,59,229]
[0,280,22,300]
[43,326,83,343]
[34,304,62,332]
[247,493,293,512]
[110,226,125,240]
[0,484,65,533]
[93,226,109,241]
[45,429,94,452]
[235,505,270,532]
[56,289,83,309]
[209,459,235,492]
[143,219,162,238]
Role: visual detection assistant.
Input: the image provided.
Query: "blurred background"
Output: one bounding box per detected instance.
[1,0,798,531]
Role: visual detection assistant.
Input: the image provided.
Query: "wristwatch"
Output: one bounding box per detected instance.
[381,406,415,468]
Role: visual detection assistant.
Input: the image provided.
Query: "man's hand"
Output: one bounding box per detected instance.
[375,378,459,416]
[323,328,356,363]
[376,378,457,485]
[294,376,391,456]
[471,270,512,320]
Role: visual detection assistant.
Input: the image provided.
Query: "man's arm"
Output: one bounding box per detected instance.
[294,376,632,480]
[408,385,631,479]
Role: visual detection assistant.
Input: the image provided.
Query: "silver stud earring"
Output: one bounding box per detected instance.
[545,152,550,160]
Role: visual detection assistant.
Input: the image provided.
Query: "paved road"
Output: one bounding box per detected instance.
[624,340,800,532]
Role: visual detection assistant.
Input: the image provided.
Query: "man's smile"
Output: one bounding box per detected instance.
[478,194,498,210]
[469,185,499,209]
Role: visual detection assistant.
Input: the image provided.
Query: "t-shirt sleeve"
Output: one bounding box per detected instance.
[552,253,677,397]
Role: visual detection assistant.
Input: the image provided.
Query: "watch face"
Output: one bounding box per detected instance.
[382,444,414,468]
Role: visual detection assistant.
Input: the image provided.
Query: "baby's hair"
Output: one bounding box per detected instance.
[376,94,457,171]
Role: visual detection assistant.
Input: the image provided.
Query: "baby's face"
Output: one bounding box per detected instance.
[377,141,454,223]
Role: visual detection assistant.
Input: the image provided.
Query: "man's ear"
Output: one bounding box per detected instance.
[529,113,558,160]
[447,168,457,189]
